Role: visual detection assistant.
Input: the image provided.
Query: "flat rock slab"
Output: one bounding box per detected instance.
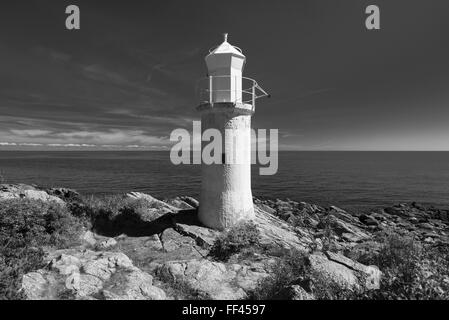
[21,248,166,300]
[308,252,381,290]
[255,207,313,251]
[157,258,275,300]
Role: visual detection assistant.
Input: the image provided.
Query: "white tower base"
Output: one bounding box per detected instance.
[197,102,255,230]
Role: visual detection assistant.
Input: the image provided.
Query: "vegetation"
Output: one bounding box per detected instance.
[249,231,449,300]
[0,199,84,299]
[69,195,157,221]
[158,274,210,300]
[248,247,353,300]
[247,248,309,299]
[209,222,261,261]
[347,232,449,300]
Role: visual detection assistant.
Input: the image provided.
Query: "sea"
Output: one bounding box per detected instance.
[0,151,448,213]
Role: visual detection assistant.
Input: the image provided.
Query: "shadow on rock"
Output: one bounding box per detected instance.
[92,208,201,237]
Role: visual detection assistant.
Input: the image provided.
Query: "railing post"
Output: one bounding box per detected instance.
[252,82,256,111]
[209,76,213,104]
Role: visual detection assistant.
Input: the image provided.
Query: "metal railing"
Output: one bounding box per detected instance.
[196,75,270,109]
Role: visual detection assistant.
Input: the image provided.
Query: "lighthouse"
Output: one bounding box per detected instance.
[197,34,268,230]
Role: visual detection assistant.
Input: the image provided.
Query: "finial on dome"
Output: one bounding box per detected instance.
[223,33,228,42]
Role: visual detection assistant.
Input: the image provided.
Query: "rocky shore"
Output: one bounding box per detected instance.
[1,184,448,300]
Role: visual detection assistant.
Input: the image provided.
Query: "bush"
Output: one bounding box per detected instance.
[0,199,84,299]
[80,195,161,222]
[348,232,449,300]
[248,248,309,299]
[158,275,210,300]
[209,222,261,261]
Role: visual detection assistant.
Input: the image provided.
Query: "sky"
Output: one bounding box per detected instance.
[0,0,449,151]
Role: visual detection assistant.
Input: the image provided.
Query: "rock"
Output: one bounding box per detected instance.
[255,207,313,251]
[329,205,346,213]
[21,248,166,300]
[299,202,323,214]
[308,253,359,289]
[21,271,52,300]
[116,229,206,274]
[319,215,371,243]
[174,223,220,247]
[101,269,166,300]
[359,214,379,226]
[308,252,381,290]
[274,285,315,300]
[46,188,80,201]
[163,197,195,210]
[0,184,64,204]
[80,231,97,246]
[180,196,200,209]
[127,192,179,212]
[409,217,419,224]
[424,237,435,243]
[417,223,434,230]
[384,206,404,216]
[324,251,381,290]
[98,238,118,249]
[255,203,277,215]
[157,258,272,300]
[306,217,320,228]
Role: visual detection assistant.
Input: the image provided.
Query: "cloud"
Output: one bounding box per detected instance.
[0,128,171,149]
[19,143,43,146]
[47,143,95,148]
[10,129,52,137]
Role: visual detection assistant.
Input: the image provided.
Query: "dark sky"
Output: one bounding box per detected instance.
[1,0,449,150]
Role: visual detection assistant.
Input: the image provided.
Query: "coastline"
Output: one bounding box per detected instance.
[1,183,448,300]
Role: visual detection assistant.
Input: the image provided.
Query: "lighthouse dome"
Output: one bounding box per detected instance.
[207,34,245,58]
[206,34,245,59]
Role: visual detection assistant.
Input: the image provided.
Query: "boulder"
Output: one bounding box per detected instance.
[255,207,313,251]
[163,197,195,210]
[308,253,360,289]
[0,184,64,204]
[21,248,166,300]
[127,192,179,212]
[157,258,273,300]
[98,238,118,249]
[46,188,81,201]
[359,214,379,226]
[101,269,166,300]
[180,196,200,208]
[80,231,97,246]
[308,252,381,290]
[324,251,381,290]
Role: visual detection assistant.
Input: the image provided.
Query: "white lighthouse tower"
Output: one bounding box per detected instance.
[197,34,268,230]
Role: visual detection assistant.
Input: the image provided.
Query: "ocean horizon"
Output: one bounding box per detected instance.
[1,150,448,212]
